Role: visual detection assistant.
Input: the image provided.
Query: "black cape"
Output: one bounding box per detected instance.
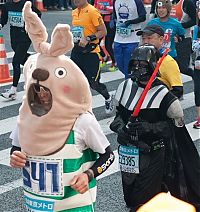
[164,124,200,211]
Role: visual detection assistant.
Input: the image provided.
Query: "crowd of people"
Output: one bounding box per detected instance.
[0,0,200,210]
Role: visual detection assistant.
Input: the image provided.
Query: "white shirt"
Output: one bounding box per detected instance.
[10,112,110,154]
[114,0,146,43]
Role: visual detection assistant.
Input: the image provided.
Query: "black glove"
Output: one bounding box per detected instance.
[10,145,21,155]
[127,121,152,136]
[123,20,133,27]
[110,115,125,133]
[127,119,171,138]
[151,121,171,138]
[117,128,132,145]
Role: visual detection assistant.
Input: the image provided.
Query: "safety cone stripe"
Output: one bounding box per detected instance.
[0,77,12,83]
[0,66,13,82]
[0,51,6,58]
[0,64,9,69]
[0,58,8,64]
[0,44,6,51]
[36,0,47,11]
[0,34,12,83]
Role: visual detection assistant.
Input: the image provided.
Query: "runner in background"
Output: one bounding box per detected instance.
[0,0,41,100]
[94,0,117,71]
[150,0,196,77]
[148,0,185,59]
[170,0,196,77]
[71,0,115,114]
[112,0,146,79]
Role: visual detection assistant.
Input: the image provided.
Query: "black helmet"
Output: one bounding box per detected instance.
[128,44,160,82]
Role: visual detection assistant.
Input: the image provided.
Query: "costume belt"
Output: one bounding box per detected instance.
[128,139,165,154]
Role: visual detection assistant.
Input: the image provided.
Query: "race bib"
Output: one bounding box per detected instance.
[71,26,84,43]
[119,145,139,174]
[8,11,24,27]
[162,28,172,48]
[116,24,132,38]
[23,156,64,197]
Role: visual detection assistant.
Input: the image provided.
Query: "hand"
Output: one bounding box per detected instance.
[123,20,132,27]
[109,20,116,29]
[79,37,89,48]
[70,173,89,194]
[174,36,179,43]
[110,115,125,133]
[127,121,152,136]
[10,151,27,168]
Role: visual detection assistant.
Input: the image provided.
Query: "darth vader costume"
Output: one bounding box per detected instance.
[110,44,200,211]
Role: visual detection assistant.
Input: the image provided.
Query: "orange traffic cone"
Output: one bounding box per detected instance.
[0,34,12,84]
[35,0,47,12]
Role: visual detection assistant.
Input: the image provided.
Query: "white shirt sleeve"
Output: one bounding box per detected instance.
[73,112,110,154]
[10,123,20,147]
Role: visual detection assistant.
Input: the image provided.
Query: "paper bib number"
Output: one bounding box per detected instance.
[23,157,64,196]
[119,145,139,174]
[116,25,132,37]
[71,26,84,43]
[8,11,24,27]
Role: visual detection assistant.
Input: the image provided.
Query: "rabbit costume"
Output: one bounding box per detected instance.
[10,2,114,211]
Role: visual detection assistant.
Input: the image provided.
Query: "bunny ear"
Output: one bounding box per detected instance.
[23,1,49,53]
[48,24,74,56]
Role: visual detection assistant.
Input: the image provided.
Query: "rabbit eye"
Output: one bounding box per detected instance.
[55,68,67,78]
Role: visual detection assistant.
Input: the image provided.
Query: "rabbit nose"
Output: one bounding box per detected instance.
[32,68,49,81]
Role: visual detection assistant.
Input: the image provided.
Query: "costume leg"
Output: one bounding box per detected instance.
[121,148,165,209]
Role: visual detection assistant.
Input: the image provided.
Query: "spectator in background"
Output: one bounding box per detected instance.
[191,2,200,128]
[58,0,70,10]
[0,0,41,100]
[111,0,146,79]
[148,0,185,59]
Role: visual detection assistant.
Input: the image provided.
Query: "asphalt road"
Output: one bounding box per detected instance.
[0,9,199,212]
